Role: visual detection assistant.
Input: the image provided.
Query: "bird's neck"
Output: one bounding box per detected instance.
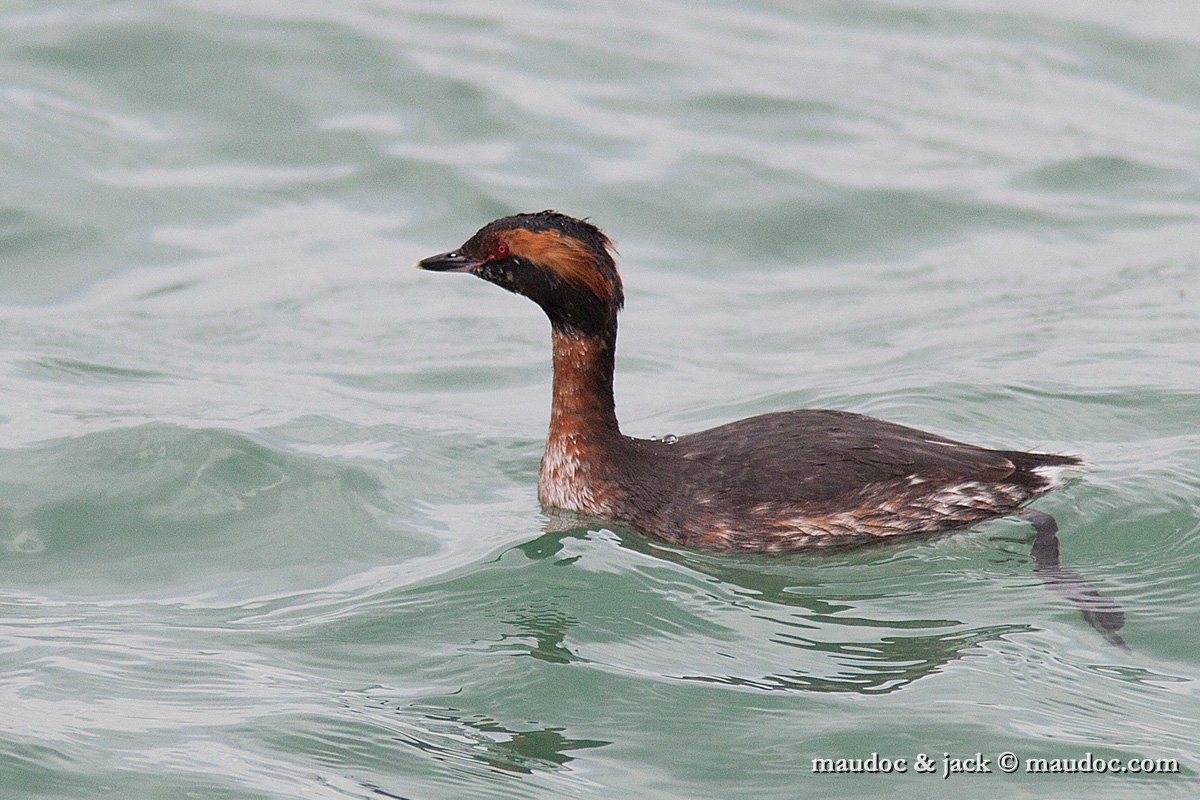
[538,322,626,513]
[547,324,620,441]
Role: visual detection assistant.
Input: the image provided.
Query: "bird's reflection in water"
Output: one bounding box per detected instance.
[487,601,580,665]
[407,704,609,774]
[526,511,1127,693]
[349,689,609,785]
[1020,509,1128,651]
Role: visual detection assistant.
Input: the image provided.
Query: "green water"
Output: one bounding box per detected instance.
[2,2,1199,798]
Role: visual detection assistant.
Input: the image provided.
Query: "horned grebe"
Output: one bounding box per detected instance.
[418,211,1083,553]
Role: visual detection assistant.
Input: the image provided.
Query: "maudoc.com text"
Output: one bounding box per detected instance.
[810,751,1180,779]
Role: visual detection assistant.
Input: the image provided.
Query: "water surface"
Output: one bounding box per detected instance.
[2,2,1199,798]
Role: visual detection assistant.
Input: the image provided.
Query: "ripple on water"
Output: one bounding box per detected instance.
[0,424,435,599]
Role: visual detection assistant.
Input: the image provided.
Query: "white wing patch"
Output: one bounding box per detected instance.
[1030,461,1086,490]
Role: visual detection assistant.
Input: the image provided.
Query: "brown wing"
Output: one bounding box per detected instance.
[673,409,1016,505]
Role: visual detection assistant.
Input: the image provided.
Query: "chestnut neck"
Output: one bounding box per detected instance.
[547,321,621,442]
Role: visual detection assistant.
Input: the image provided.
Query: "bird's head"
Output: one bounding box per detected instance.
[418,210,623,335]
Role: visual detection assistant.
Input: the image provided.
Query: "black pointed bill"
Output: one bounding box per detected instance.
[416,250,482,273]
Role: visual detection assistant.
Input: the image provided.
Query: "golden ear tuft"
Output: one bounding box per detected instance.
[506,228,617,302]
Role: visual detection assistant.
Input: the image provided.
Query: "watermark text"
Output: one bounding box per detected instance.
[810,751,1181,778]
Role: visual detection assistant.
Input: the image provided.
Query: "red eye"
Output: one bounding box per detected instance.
[493,240,509,258]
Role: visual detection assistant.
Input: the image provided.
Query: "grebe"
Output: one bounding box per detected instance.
[418,211,1082,553]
